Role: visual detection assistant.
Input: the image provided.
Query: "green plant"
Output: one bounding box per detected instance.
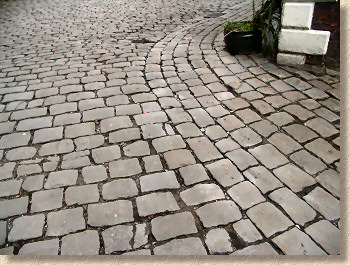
[224,21,254,33]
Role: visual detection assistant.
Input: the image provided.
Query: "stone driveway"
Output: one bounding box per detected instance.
[0,0,340,255]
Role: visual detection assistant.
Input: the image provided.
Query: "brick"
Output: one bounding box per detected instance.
[47,208,85,236]
[61,230,100,255]
[151,212,197,241]
[0,197,28,219]
[8,214,45,242]
[272,228,326,255]
[196,200,241,227]
[102,179,138,200]
[31,189,62,213]
[269,188,316,225]
[136,192,179,217]
[109,158,142,178]
[88,200,134,227]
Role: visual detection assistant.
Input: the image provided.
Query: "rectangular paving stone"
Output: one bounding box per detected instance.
[82,165,108,184]
[33,127,63,144]
[269,188,316,225]
[151,212,197,241]
[231,242,278,255]
[54,113,81,126]
[316,169,340,198]
[303,187,340,220]
[0,121,15,135]
[187,137,222,162]
[247,202,293,238]
[249,144,289,169]
[140,171,180,192]
[39,139,74,156]
[8,214,45,242]
[141,123,166,139]
[188,108,215,128]
[61,230,100,255]
[88,200,134,226]
[0,179,23,198]
[17,164,42,176]
[283,105,315,121]
[231,127,262,147]
[2,92,33,103]
[152,135,186,153]
[79,98,105,111]
[123,140,150,157]
[16,116,52,131]
[290,150,327,175]
[92,145,121,163]
[49,102,77,115]
[65,184,100,206]
[180,183,225,206]
[226,148,258,171]
[305,138,340,164]
[18,239,59,255]
[47,207,85,236]
[232,219,263,243]
[283,124,318,143]
[65,122,95,138]
[83,107,114,121]
[175,122,203,138]
[134,111,168,125]
[0,132,31,149]
[0,162,16,181]
[267,132,302,155]
[206,159,243,187]
[59,84,83,94]
[217,115,245,132]
[153,237,207,255]
[227,181,265,210]
[109,128,141,143]
[164,149,196,169]
[31,188,63,213]
[205,228,233,254]
[102,178,138,200]
[74,135,104,151]
[179,164,210,186]
[44,170,78,189]
[109,158,142,178]
[10,107,47,120]
[0,197,28,219]
[100,116,133,133]
[272,228,326,255]
[102,225,133,254]
[136,192,180,217]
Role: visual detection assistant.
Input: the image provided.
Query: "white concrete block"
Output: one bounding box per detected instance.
[277,53,306,66]
[282,3,314,29]
[279,29,330,55]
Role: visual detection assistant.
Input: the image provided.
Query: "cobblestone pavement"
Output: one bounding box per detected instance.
[0,0,340,256]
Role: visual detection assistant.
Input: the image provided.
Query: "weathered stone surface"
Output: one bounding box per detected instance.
[226,148,258,171]
[231,243,278,255]
[0,197,28,219]
[316,169,340,198]
[18,239,59,255]
[61,230,100,255]
[272,228,326,255]
[31,189,62,213]
[247,202,293,237]
[65,184,100,205]
[47,208,85,236]
[0,163,16,180]
[74,135,104,151]
[196,200,241,227]
[249,144,288,169]
[232,219,263,243]
[136,192,179,217]
[227,181,265,210]
[175,122,203,138]
[102,179,138,200]
[217,115,244,131]
[164,149,196,169]
[109,128,141,143]
[88,200,134,226]
[206,159,243,187]
[143,155,163,173]
[187,137,222,162]
[16,116,52,131]
[123,140,150,157]
[65,122,95,138]
[230,127,262,147]
[141,124,166,139]
[8,214,45,242]
[0,132,31,149]
[0,179,23,198]
[152,135,186,152]
[305,138,340,164]
[39,139,74,156]
[151,212,197,241]
[244,166,283,194]
[179,164,210,185]
[180,183,225,206]
[102,225,133,254]
[32,127,63,144]
[205,228,232,254]
[92,145,121,163]
[109,158,142,178]
[268,133,302,155]
[82,165,108,184]
[290,150,327,175]
[140,171,180,192]
[153,237,207,255]
[44,170,78,189]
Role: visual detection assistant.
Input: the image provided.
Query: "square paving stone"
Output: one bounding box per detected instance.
[180,183,225,206]
[227,181,265,210]
[136,192,179,217]
[18,239,59,255]
[269,188,316,225]
[140,171,180,192]
[92,145,121,163]
[0,179,22,198]
[141,124,166,139]
[166,108,192,124]
[249,120,278,138]
[109,158,142,178]
[8,214,45,242]
[249,144,289,169]
[188,108,215,128]
[65,184,100,205]
[305,220,340,255]
[205,159,244,187]
[231,242,278,255]
[82,165,108,184]
[303,187,340,220]
[217,115,245,132]
[61,230,100,255]
[232,219,263,243]
[151,212,197,241]
[187,137,222,162]
[0,196,28,219]
[230,127,262,147]
[243,166,283,194]
[31,189,62,213]
[235,109,261,124]
[143,155,163,173]
[163,149,196,169]
[44,170,78,189]
[305,138,340,164]
[290,150,327,175]
[272,228,326,255]
[267,112,295,127]
[226,148,258,171]
[88,200,134,226]
[273,164,316,192]
[247,202,293,238]
[102,225,133,254]
[205,125,227,140]
[153,237,207,255]
[179,164,210,186]
[152,135,186,152]
[268,133,302,155]
[47,208,85,236]
[175,123,203,138]
[195,200,241,228]
[102,179,138,200]
[0,162,16,181]
[205,228,233,254]
[123,140,150,157]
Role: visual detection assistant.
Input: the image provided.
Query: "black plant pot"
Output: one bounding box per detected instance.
[224,29,262,55]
